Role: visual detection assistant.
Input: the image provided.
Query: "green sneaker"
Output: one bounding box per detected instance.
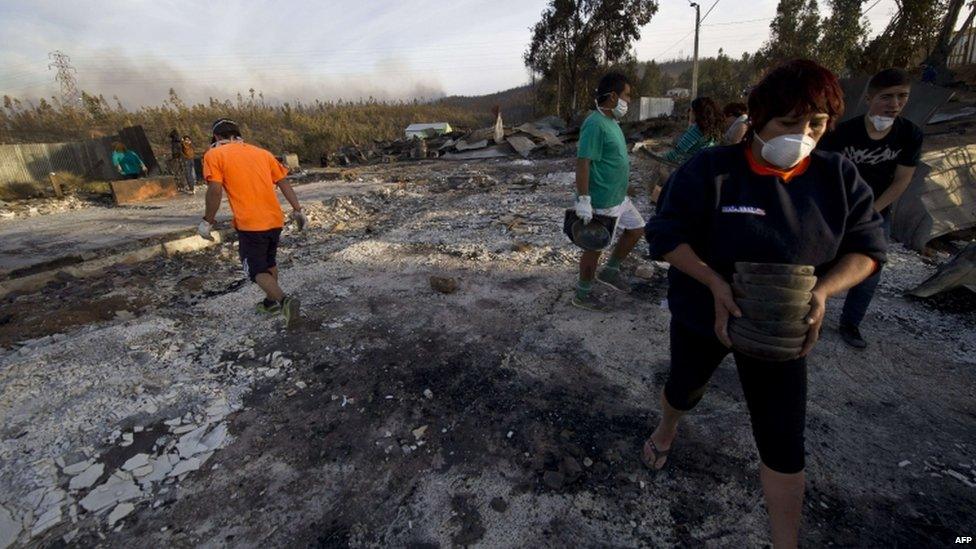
[597,268,632,293]
[571,292,609,312]
[281,296,301,327]
[257,299,281,314]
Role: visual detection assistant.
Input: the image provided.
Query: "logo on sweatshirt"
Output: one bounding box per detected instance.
[721,205,766,216]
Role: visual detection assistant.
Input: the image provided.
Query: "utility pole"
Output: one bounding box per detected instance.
[690,2,701,99]
[47,50,79,107]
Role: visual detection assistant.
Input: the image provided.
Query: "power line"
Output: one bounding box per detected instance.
[699,0,721,24]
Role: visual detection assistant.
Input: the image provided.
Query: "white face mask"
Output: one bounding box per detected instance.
[754,133,816,169]
[868,115,895,131]
[596,97,628,119]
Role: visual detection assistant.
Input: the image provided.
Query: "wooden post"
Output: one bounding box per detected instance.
[49,172,63,198]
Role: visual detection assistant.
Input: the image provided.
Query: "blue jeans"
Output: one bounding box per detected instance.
[840,215,891,328]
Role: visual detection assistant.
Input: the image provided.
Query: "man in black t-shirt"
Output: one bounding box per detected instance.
[819,68,923,349]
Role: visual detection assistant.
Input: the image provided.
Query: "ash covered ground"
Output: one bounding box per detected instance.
[1,157,974,547]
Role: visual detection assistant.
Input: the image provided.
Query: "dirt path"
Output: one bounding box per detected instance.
[1,158,973,547]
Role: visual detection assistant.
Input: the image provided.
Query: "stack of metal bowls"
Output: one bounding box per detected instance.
[729,262,817,361]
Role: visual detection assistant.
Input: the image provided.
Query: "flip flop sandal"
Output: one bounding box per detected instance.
[641,438,671,471]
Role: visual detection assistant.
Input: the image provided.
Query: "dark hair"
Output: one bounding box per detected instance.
[691,97,725,140]
[595,72,630,102]
[868,68,911,95]
[211,118,242,140]
[747,59,844,133]
[723,102,747,118]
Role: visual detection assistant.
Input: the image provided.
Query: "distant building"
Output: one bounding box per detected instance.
[405,123,453,139]
[635,97,674,120]
[666,88,691,99]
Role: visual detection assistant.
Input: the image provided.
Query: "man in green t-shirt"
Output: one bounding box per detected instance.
[572,72,644,311]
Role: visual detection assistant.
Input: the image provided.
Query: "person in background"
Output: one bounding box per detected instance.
[722,102,750,144]
[647,97,724,202]
[572,72,645,311]
[197,118,308,326]
[181,135,196,193]
[818,68,922,349]
[111,142,147,179]
[643,59,887,548]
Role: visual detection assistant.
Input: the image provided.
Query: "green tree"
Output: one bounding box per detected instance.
[524,0,659,119]
[819,0,868,75]
[756,0,822,67]
[638,60,664,96]
[859,0,948,72]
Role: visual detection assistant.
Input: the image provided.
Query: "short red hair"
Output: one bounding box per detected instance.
[748,59,844,133]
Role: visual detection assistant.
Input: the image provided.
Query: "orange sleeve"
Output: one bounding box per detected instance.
[203,150,223,183]
[268,152,289,183]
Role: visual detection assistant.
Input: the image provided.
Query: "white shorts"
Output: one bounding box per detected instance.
[594,196,645,231]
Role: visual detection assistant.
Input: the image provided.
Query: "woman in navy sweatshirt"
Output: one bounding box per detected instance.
[643,59,887,548]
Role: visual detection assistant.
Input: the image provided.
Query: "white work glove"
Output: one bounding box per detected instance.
[290,209,308,231]
[575,195,593,224]
[197,219,214,241]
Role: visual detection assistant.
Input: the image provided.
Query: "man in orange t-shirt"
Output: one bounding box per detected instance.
[197,118,308,326]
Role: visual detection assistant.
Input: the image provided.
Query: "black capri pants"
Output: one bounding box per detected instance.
[664,319,807,474]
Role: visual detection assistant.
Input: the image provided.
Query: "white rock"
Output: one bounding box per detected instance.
[63,459,95,476]
[201,423,228,451]
[107,503,134,527]
[120,433,134,447]
[412,425,428,440]
[40,489,66,509]
[898,460,911,468]
[121,454,150,471]
[295,381,307,390]
[168,457,202,477]
[30,505,61,537]
[163,418,182,427]
[78,477,142,513]
[132,464,154,477]
[26,488,46,509]
[171,424,197,435]
[138,456,175,486]
[68,462,104,491]
[176,425,209,458]
[0,505,21,549]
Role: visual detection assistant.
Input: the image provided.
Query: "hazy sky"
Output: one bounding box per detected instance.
[0,0,901,107]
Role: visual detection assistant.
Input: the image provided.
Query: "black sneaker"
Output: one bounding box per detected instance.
[597,267,632,293]
[839,323,867,349]
[571,292,609,312]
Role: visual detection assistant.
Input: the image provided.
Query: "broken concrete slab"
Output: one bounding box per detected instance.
[78,476,142,513]
[68,462,104,491]
[200,423,228,451]
[0,505,20,549]
[929,107,976,124]
[891,145,976,251]
[175,425,209,458]
[107,503,134,527]
[30,505,61,537]
[169,456,203,477]
[909,242,976,297]
[62,459,94,476]
[139,455,178,486]
[506,135,537,159]
[121,454,150,472]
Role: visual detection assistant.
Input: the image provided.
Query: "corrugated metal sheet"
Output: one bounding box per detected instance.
[891,145,976,251]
